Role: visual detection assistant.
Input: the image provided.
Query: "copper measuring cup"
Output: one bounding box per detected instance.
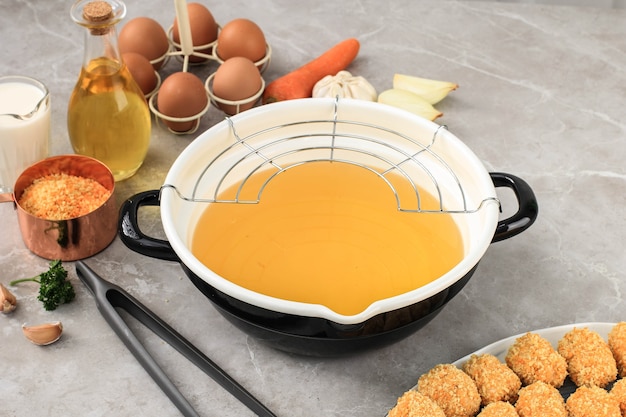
[0,154,117,261]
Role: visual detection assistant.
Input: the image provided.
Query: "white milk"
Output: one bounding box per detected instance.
[0,78,50,192]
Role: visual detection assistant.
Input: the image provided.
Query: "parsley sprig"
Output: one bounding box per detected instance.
[10,260,75,311]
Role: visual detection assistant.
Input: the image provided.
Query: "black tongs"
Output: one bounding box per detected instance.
[75,261,277,417]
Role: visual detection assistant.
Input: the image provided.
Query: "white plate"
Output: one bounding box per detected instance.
[453,322,615,366]
[450,322,617,401]
[390,322,617,415]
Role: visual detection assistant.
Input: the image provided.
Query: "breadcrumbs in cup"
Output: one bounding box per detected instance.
[19,173,111,220]
[11,154,117,261]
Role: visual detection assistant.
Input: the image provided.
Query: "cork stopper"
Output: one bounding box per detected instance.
[83,1,113,35]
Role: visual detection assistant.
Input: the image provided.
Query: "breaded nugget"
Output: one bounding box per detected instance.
[557,327,617,388]
[462,353,521,405]
[505,332,567,387]
[609,378,626,415]
[388,390,446,417]
[566,385,620,417]
[476,401,518,417]
[514,381,567,417]
[417,363,481,417]
[608,322,626,377]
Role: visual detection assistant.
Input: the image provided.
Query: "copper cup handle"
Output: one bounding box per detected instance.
[0,192,15,204]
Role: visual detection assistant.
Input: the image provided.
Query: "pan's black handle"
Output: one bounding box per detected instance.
[120,178,537,254]
[118,190,180,262]
[490,172,538,243]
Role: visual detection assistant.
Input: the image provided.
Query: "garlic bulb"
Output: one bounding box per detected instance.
[312,71,377,101]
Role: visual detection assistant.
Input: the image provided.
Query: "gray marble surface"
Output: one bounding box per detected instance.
[1,0,625,416]
[464,0,626,8]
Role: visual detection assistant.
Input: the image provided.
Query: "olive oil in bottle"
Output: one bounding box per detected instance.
[68,0,150,181]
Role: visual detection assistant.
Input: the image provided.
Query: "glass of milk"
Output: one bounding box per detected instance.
[0,76,50,193]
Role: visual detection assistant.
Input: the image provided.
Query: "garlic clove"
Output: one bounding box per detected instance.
[393,73,458,105]
[378,89,443,121]
[22,321,63,345]
[0,283,17,314]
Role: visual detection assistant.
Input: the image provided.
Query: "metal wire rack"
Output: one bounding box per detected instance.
[162,99,500,214]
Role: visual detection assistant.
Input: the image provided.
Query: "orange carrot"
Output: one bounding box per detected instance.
[262,38,360,104]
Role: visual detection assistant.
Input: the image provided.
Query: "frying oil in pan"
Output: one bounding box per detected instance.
[191,161,464,316]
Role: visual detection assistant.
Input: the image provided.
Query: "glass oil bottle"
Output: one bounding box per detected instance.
[68,0,151,181]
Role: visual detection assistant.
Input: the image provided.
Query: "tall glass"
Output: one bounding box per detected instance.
[0,76,50,193]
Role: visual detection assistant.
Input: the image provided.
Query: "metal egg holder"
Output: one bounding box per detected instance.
[146,0,271,135]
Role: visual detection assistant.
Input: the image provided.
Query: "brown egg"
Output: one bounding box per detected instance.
[157,72,208,132]
[123,53,158,96]
[212,57,263,115]
[172,3,218,63]
[216,18,266,63]
[119,17,169,70]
